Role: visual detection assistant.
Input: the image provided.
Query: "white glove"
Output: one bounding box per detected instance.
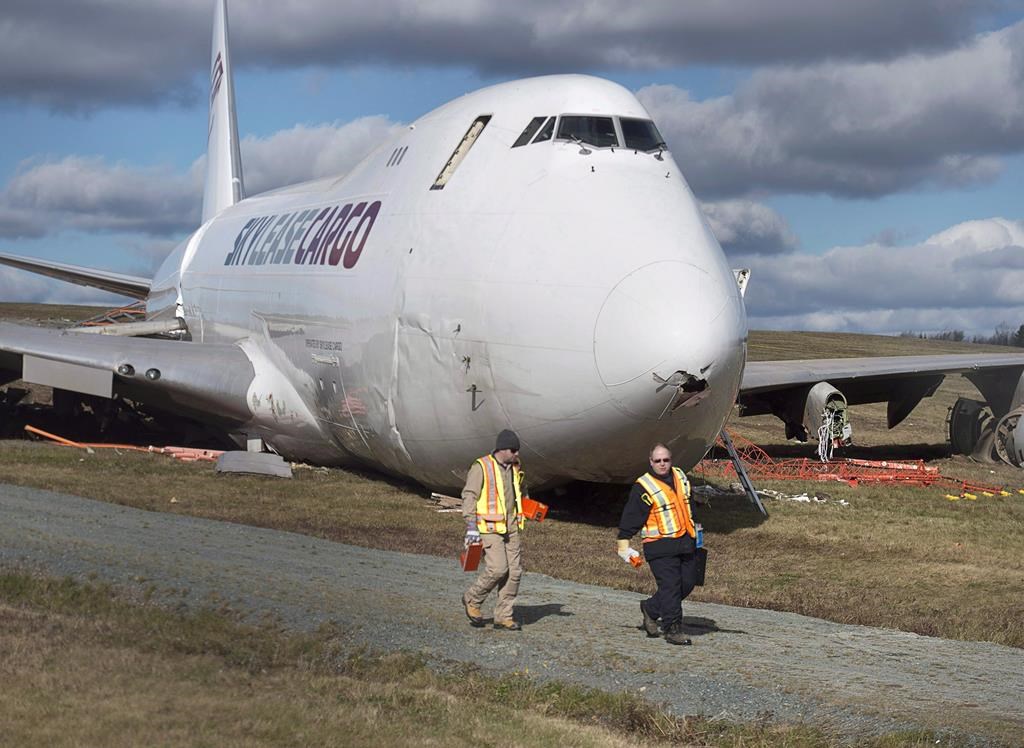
[465,530,481,545]
[617,547,640,564]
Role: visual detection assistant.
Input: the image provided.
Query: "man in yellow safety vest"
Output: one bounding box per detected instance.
[616,443,699,645]
[461,429,528,631]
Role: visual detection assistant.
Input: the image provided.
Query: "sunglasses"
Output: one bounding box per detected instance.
[651,458,671,463]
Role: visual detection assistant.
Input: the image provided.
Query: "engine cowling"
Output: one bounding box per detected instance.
[765,380,853,448]
[804,382,853,453]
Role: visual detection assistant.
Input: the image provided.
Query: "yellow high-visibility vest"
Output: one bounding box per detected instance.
[637,467,695,542]
[474,454,525,533]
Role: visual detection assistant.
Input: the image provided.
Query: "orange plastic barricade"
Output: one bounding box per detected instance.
[460,541,483,572]
[521,497,548,522]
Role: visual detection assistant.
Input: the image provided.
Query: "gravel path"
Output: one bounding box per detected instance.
[2,483,1021,744]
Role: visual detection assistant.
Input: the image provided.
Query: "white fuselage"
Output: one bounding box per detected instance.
[149,75,748,489]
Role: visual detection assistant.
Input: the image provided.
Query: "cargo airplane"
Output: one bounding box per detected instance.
[2,1,1023,489]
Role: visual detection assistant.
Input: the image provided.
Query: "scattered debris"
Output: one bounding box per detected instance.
[427,492,462,512]
[757,488,849,506]
[215,451,292,478]
[694,483,849,506]
[24,424,95,454]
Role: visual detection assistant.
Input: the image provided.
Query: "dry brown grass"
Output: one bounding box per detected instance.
[0,302,106,326]
[2,572,864,748]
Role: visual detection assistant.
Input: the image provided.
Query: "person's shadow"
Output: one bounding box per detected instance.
[516,603,574,625]
[677,616,746,636]
[624,615,747,637]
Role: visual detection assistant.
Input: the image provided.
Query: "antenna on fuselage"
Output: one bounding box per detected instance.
[201,0,246,223]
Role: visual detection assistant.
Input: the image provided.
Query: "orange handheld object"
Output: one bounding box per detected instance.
[629,554,644,568]
[460,541,483,572]
[521,497,548,521]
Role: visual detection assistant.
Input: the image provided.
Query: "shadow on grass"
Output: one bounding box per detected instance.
[679,615,748,637]
[620,615,748,638]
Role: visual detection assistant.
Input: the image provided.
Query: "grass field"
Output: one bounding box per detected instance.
[0,302,107,326]
[1,303,1022,745]
[0,571,956,748]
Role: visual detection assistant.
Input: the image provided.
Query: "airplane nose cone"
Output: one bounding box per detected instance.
[593,260,738,418]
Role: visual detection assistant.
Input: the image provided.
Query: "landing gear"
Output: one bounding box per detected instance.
[948,397,1023,467]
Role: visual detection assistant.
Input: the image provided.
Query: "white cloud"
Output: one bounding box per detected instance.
[0,116,401,241]
[742,217,1024,334]
[1,157,200,238]
[241,117,405,195]
[0,266,129,306]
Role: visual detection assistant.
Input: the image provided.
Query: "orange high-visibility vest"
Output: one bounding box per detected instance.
[474,454,525,533]
[637,467,695,542]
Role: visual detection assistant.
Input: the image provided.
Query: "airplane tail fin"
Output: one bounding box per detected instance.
[201,0,245,223]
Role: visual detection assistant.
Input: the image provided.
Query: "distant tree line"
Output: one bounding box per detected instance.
[900,323,1024,347]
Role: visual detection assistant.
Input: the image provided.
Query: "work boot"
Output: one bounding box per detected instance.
[640,601,660,637]
[493,619,521,631]
[662,621,692,646]
[462,595,484,627]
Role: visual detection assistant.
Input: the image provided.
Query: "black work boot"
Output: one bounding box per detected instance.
[640,601,660,637]
[662,620,692,646]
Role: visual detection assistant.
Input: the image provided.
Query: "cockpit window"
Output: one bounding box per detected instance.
[533,116,555,143]
[556,116,618,148]
[620,118,665,152]
[512,116,548,148]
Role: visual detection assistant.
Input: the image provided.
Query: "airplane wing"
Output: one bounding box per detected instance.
[0,252,151,300]
[742,354,1024,397]
[0,321,253,426]
[739,353,1024,447]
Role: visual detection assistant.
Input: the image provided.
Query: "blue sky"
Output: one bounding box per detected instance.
[1,0,1022,335]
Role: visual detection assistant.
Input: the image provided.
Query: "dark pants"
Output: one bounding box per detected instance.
[645,553,697,626]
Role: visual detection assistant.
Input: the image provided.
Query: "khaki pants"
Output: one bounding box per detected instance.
[465,531,522,622]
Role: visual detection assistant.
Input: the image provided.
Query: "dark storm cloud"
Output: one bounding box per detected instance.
[640,22,1024,199]
[700,200,799,255]
[0,0,1001,111]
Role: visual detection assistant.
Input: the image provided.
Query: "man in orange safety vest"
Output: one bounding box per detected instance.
[616,443,700,645]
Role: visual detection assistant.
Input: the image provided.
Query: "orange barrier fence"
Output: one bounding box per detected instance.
[696,432,1006,496]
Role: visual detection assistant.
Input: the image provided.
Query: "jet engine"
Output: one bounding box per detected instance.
[803,382,853,460]
[759,380,853,457]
